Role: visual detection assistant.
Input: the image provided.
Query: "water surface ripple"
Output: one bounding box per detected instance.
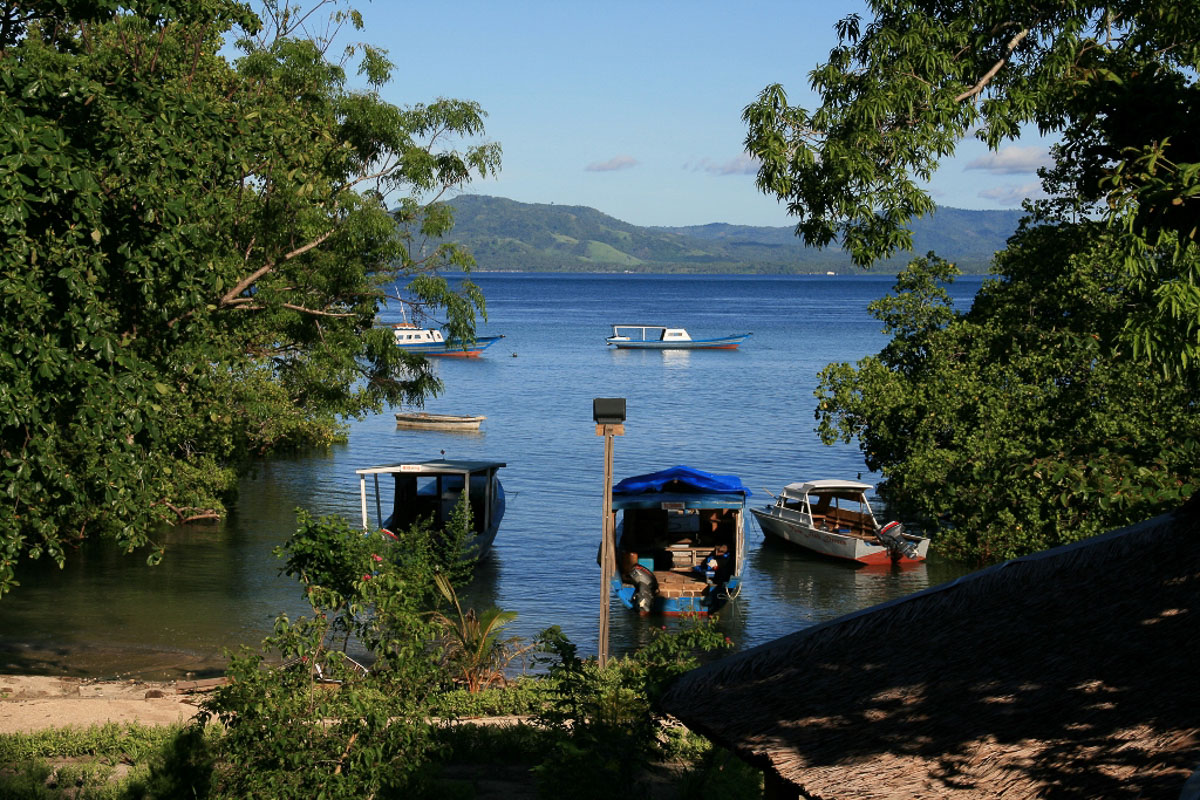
[0,273,981,677]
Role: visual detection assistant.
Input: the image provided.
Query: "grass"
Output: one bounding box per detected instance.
[0,685,763,799]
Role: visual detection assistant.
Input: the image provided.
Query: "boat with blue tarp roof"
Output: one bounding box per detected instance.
[609,465,750,615]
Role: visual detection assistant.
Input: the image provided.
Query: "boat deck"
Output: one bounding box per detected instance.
[651,569,712,598]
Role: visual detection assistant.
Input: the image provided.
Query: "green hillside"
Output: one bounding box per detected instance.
[443,194,1024,274]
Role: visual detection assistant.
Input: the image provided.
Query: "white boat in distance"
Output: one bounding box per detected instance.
[394,412,486,431]
[751,479,929,565]
[393,323,504,357]
[606,325,751,350]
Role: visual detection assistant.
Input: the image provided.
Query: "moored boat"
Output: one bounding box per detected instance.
[605,325,751,350]
[394,412,486,431]
[609,465,750,615]
[750,479,929,565]
[393,323,505,357]
[356,459,506,560]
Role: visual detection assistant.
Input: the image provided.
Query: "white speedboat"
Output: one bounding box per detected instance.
[751,479,928,564]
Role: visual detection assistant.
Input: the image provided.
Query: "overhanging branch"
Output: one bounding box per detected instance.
[955,28,1030,103]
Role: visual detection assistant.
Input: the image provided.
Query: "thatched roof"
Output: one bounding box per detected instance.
[660,500,1200,799]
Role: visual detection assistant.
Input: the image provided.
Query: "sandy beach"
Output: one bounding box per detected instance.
[0,675,211,734]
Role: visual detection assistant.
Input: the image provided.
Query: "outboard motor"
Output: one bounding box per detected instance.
[877,521,918,561]
[627,564,658,613]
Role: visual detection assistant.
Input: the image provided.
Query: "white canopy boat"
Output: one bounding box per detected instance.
[750,479,929,565]
[605,325,751,350]
[356,459,507,560]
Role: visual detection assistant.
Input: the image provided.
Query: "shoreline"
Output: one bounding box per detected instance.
[0,641,232,684]
[0,674,213,734]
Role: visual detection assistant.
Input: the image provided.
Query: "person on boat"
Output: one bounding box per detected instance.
[696,543,730,584]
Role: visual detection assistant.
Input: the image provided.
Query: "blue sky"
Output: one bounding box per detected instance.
[339,1,1052,228]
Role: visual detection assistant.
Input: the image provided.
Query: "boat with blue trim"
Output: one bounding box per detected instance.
[605,325,751,350]
[393,323,505,357]
[610,465,750,615]
[356,459,507,561]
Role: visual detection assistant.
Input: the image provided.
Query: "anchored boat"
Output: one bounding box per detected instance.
[356,459,506,560]
[751,479,929,565]
[393,323,505,357]
[605,325,751,350]
[609,465,750,615]
[394,412,486,431]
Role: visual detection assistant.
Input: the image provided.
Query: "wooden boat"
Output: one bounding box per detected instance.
[394,412,486,431]
[355,459,506,560]
[605,325,751,350]
[393,323,504,357]
[609,465,750,615]
[750,479,929,565]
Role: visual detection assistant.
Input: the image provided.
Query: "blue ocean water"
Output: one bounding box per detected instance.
[0,273,983,677]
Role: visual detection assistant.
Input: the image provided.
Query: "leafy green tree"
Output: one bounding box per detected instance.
[202,512,452,798]
[743,1,1200,366]
[533,621,731,796]
[0,1,499,592]
[816,228,1200,564]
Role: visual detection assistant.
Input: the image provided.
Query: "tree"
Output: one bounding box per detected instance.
[0,1,500,592]
[202,512,452,797]
[743,1,1200,366]
[815,228,1200,564]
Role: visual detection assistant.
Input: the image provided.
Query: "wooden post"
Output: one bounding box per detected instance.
[597,422,624,667]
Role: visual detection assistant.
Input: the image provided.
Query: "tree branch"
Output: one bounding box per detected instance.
[219,229,336,307]
[955,28,1030,103]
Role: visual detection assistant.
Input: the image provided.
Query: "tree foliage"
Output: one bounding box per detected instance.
[201,512,467,798]
[744,0,1200,366]
[0,1,500,592]
[816,230,1200,564]
[533,621,732,796]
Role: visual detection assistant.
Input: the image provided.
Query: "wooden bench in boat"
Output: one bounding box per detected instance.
[653,568,710,598]
[811,510,875,538]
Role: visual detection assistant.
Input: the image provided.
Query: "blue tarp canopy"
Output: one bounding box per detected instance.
[613,465,750,498]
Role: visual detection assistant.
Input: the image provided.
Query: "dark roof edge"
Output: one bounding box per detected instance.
[668,505,1186,694]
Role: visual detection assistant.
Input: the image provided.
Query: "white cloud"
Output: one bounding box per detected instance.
[978,182,1047,206]
[687,153,759,175]
[965,146,1052,175]
[585,155,639,172]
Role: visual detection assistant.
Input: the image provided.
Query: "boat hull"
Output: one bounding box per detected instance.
[612,576,740,616]
[396,335,505,357]
[752,507,929,565]
[607,334,750,350]
[394,413,485,431]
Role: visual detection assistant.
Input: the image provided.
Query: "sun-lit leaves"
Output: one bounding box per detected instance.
[747,0,1200,369]
[816,225,1200,564]
[0,2,498,593]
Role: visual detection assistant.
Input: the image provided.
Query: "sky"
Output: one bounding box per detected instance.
[323,1,1054,228]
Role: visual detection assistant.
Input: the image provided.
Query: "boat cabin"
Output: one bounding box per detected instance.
[392,324,445,345]
[779,480,879,538]
[355,459,507,558]
[607,325,692,343]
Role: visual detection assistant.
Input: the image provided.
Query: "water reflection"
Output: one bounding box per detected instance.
[749,537,932,627]
[0,274,980,679]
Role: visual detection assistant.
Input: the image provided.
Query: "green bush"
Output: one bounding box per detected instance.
[531,619,732,798]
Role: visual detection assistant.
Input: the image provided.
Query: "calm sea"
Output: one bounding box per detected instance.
[0,273,983,678]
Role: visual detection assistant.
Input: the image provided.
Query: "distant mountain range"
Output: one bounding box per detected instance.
[442,194,1025,274]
